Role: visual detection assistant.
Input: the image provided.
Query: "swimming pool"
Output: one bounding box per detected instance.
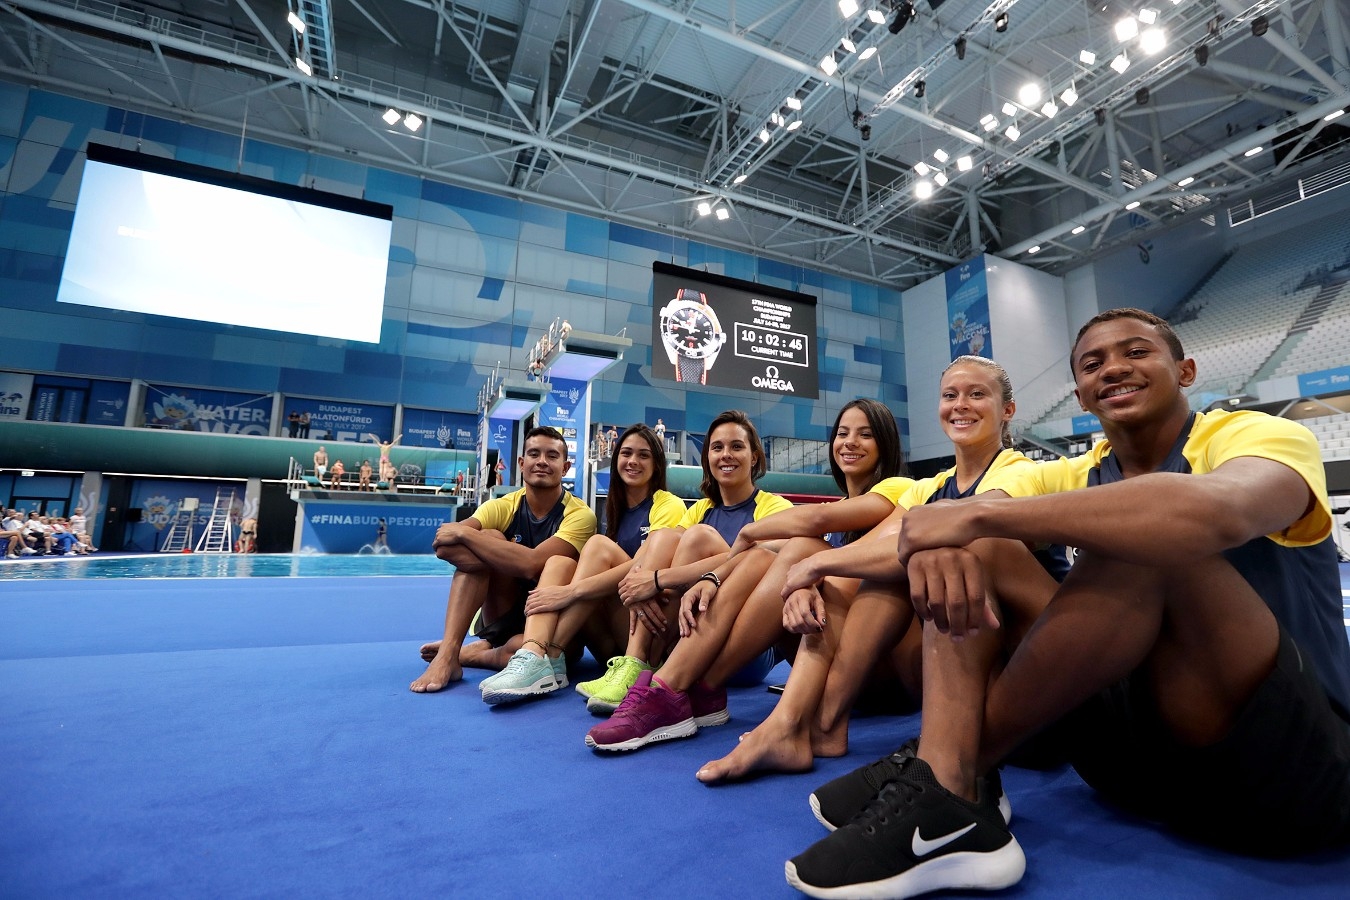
[0,552,451,580]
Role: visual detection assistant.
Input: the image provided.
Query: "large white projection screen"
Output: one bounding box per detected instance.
[57,146,393,343]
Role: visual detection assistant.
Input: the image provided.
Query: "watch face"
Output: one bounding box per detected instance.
[663,304,719,358]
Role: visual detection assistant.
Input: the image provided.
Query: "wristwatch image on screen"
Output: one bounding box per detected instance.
[658,288,727,385]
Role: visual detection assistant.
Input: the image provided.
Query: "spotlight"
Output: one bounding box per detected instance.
[889,1,916,34]
[838,0,859,16]
[954,36,967,60]
[1004,124,1020,141]
[859,123,872,141]
[1111,52,1130,73]
[287,11,306,33]
[994,12,1008,33]
[696,201,712,216]
[957,156,973,171]
[1079,49,1096,65]
[1094,108,1107,126]
[295,57,312,76]
[403,112,423,131]
[1195,44,1209,66]
[382,108,401,125]
[916,180,934,199]
[1252,15,1268,37]
[1061,85,1079,106]
[1135,86,1150,106]
[933,148,949,163]
[915,79,926,99]
[715,207,730,220]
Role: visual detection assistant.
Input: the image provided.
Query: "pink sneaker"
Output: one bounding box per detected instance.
[689,680,729,727]
[584,671,695,751]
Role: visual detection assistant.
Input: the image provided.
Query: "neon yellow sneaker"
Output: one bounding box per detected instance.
[576,655,653,713]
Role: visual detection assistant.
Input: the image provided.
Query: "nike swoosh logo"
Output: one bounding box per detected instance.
[911,822,977,857]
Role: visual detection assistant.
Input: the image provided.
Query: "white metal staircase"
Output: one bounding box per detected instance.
[194,488,236,554]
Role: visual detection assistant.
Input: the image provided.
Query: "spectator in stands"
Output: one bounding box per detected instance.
[25,513,54,554]
[785,308,1350,897]
[582,410,795,749]
[411,426,597,694]
[49,519,79,555]
[358,459,374,492]
[298,411,310,439]
[328,459,345,490]
[313,446,328,481]
[584,399,909,755]
[474,423,686,705]
[287,410,300,438]
[698,357,1065,783]
[69,507,87,538]
[3,509,34,558]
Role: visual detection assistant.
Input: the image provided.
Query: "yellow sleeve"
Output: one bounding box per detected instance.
[868,476,917,505]
[978,450,1037,494]
[894,472,946,510]
[753,491,794,520]
[680,498,713,529]
[553,494,598,553]
[468,491,521,532]
[1189,411,1331,545]
[648,490,688,531]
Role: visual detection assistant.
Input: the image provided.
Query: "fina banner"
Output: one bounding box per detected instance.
[298,502,448,554]
[124,478,240,552]
[286,397,395,445]
[402,407,478,450]
[1297,365,1350,397]
[536,377,590,497]
[0,372,34,419]
[945,258,992,360]
[143,384,272,434]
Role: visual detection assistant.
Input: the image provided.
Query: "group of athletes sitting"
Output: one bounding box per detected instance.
[3,507,97,559]
[409,307,1350,900]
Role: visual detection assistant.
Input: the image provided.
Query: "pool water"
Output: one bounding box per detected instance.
[0,552,451,580]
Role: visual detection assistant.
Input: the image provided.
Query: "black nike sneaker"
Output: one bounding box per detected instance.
[786,756,1024,899]
[809,738,1011,831]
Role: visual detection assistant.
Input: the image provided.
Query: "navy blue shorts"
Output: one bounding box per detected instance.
[1063,627,1350,854]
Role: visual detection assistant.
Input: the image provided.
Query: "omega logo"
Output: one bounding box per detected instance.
[752,364,795,393]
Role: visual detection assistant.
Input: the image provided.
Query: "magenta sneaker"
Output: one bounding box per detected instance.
[689,680,729,727]
[584,671,695,751]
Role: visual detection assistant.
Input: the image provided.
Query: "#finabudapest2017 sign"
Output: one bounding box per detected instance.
[651,262,819,399]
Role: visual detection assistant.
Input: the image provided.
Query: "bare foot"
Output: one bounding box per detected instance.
[409,656,462,693]
[810,721,848,758]
[696,720,813,783]
[419,640,441,662]
[458,639,504,670]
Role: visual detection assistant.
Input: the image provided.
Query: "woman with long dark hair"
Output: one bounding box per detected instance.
[585,399,911,753]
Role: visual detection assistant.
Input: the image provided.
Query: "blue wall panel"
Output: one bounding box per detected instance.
[0,84,909,453]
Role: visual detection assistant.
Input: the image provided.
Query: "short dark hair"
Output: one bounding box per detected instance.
[1071,307,1185,374]
[522,425,568,454]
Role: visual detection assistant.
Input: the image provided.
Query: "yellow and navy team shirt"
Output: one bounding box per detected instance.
[823,475,917,548]
[1000,409,1349,718]
[613,489,687,557]
[471,488,596,554]
[897,448,1071,581]
[681,489,793,546]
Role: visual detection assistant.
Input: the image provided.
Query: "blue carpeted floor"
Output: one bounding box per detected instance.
[2,574,1348,898]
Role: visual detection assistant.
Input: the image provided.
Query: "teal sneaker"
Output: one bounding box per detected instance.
[481,649,566,705]
[580,655,653,715]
